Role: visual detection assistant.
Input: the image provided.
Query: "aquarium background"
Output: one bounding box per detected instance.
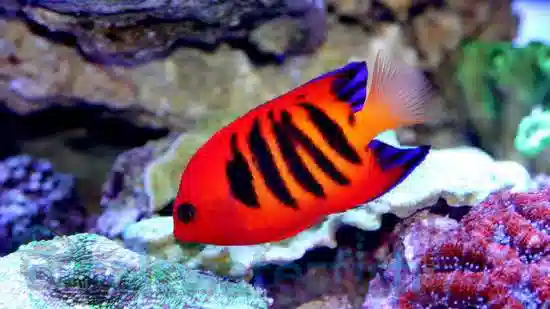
[0,1,549,308]
[513,0,550,46]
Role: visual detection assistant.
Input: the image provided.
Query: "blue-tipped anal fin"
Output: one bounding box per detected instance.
[368,139,430,173]
[306,61,368,112]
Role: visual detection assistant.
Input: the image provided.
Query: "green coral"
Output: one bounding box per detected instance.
[455,41,550,161]
[6,233,271,309]
[515,109,550,157]
[457,41,550,120]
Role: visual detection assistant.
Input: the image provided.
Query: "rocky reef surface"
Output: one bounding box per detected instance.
[0,233,271,308]
[6,0,326,65]
[1,181,547,308]
[1,0,516,135]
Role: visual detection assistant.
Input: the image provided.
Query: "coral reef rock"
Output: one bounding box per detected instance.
[363,186,550,308]
[328,0,517,68]
[94,133,180,238]
[1,0,517,135]
[0,154,88,256]
[0,15,409,130]
[265,246,373,309]
[0,0,19,16]
[14,0,326,65]
[0,233,272,309]
[114,131,532,278]
[0,19,139,115]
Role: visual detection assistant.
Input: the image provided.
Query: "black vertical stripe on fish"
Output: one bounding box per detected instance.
[269,112,326,199]
[248,118,297,207]
[297,102,362,164]
[280,111,350,186]
[225,133,259,208]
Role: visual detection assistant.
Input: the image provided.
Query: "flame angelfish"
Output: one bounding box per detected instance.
[173,52,435,245]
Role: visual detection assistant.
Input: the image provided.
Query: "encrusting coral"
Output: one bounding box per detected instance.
[363,186,550,308]
[0,233,272,309]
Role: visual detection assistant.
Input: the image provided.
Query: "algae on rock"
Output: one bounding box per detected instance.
[0,233,271,309]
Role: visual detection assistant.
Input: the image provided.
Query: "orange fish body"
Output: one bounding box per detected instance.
[173,52,434,245]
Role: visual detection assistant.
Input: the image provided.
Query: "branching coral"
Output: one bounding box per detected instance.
[363,186,550,308]
[0,154,88,255]
[458,41,550,121]
[0,154,74,204]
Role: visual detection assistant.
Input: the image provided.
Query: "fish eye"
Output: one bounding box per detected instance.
[177,203,196,224]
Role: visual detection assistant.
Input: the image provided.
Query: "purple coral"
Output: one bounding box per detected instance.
[0,154,70,202]
[0,154,87,255]
[363,187,550,309]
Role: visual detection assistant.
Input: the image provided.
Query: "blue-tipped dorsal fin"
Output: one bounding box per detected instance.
[306,61,368,112]
[368,139,430,173]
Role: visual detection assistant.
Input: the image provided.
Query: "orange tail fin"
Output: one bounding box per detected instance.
[358,51,435,131]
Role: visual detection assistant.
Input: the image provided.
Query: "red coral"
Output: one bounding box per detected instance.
[364,187,550,309]
[401,188,549,308]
